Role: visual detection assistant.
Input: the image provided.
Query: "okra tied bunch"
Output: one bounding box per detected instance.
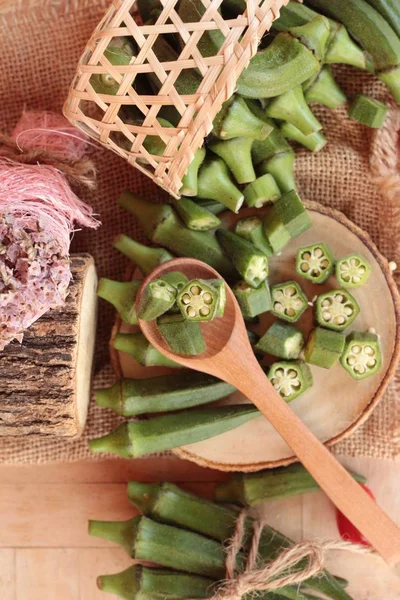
[90,474,363,600]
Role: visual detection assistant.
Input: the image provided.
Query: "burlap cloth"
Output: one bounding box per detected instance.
[0,0,399,464]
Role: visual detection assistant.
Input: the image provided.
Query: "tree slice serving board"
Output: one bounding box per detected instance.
[112,202,400,471]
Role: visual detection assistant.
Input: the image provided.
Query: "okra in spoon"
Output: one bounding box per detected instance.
[136,257,400,567]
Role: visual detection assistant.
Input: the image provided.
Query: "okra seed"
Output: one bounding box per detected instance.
[364,346,374,355]
[355,365,366,374]
[335,294,344,302]
[286,308,295,317]
[274,302,284,313]
[321,260,329,269]
[359,266,366,274]
[293,299,304,309]
[347,357,356,366]
[353,276,361,283]
[314,248,323,258]
[322,312,331,321]
[187,307,196,318]
[288,370,297,378]
[302,252,311,260]
[276,369,284,377]
[191,286,201,295]
[182,294,191,304]
[285,287,296,296]
[367,359,376,367]
[335,316,346,325]
[274,291,284,300]
[203,292,212,303]
[322,299,331,307]
[300,263,309,272]
[344,306,353,316]
[352,345,361,354]
[200,307,210,316]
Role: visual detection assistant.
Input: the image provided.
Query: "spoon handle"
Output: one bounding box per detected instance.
[224,358,400,566]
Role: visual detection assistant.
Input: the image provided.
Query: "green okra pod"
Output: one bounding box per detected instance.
[119,192,236,277]
[193,199,227,215]
[114,234,174,276]
[256,321,304,359]
[364,0,400,38]
[281,122,327,153]
[257,151,297,194]
[89,515,226,578]
[248,108,292,165]
[348,94,389,128]
[216,229,269,288]
[233,280,272,318]
[138,279,177,321]
[215,463,367,505]
[96,372,236,416]
[142,118,174,158]
[304,66,347,109]
[243,174,281,208]
[288,15,331,60]
[340,331,382,379]
[97,564,215,600]
[266,86,323,136]
[90,37,136,95]
[178,0,225,58]
[88,405,260,457]
[306,0,400,101]
[236,31,320,99]
[97,278,140,325]
[114,332,182,368]
[158,314,206,356]
[171,196,221,231]
[180,147,206,197]
[234,216,273,256]
[209,137,256,185]
[304,327,346,369]
[212,96,272,140]
[197,158,244,213]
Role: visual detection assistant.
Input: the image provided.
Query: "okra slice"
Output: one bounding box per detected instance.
[138,279,177,321]
[243,174,281,208]
[304,327,346,369]
[177,280,218,321]
[158,314,206,356]
[256,321,304,359]
[316,289,360,332]
[172,196,221,231]
[234,216,273,257]
[348,94,388,129]
[203,279,226,318]
[216,229,269,288]
[296,242,335,284]
[340,331,382,380]
[336,254,371,288]
[233,280,272,318]
[271,281,308,323]
[268,360,313,402]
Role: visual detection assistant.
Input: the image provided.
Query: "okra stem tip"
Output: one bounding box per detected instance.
[88,423,131,458]
[127,481,160,513]
[95,382,122,414]
[88,517,138,556]
[97,566,138,600]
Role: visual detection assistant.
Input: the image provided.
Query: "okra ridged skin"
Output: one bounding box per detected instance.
[216,229,269,288]
[281,122,327,153]
[89,405,260,457]
[119,192,236,278]
[172,196,221,231]
[98,564,215,600]
[197,158,244,214]
[212,96,272,140]
[304,66,347,109]
[180,147,206,197]
[97,278,140,325]
[96,373,236,416]
[89,515,227,579]
[114,332,182,369]
[364,0,400,38]
[215,463,367,505]
[209,137,256,185]
[114,234,174,277]
[265,85,323,136]
[158,317,206,356]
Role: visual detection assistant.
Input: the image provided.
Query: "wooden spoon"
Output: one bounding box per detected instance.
[137,257,400,566]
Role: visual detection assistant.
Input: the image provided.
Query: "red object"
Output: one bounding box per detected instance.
[336,484,375,546]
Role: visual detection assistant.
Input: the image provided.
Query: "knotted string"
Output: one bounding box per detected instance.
[211,511,372,600]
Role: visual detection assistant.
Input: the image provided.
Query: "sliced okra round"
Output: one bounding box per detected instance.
[340,331,382,380]
[296,242,334,284]
[335,254,371,288]
[268,360,313,402]
[316,289,360,332]
[304,327,346,369]
[256,320,304,360]
[177,280,218,322]
[271,281,308,323]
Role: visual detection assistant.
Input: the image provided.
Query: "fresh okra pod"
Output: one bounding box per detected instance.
[209,137,256,184]
[180,147,206,197]
[172,196,221,231]
[303,66,347,109]
[97,564,215,600]
[215,463,366,505]
[304,326,346,368]
[177,279,219,321]
[243,174,281,208]
[197,158,244,213]
[264,191,312,252]
[89,405,260,457]
[233,280,272,318]
[336,254,371,287]
[257,151,297,194]
[341,331,382,379]
[256,321,305,359]
[271,281,308,323]
[281,122,327,153]
[249,107,292,165]
[158,314,206,356]
[89,515,227,578]
[97,278,140,325]
[178,0,225,58]
[118,192,236,278]
[114,332,181,368]
[289,15,331,60]
[96,372,236,416]
[348,94,389,128]
[90,37,136,95]
[296,242,335,283]
[234,216,274,256]
[315,289,360,331]
[194,199,227,215]
[138,279,176,321]
[364,0,400,38]
[266,85,323,136]
[216,229,269,288]
[114,234,174,276]
[212,96,272,140]
[268,360,313,402]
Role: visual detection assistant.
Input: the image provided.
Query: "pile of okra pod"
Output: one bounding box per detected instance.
[89,468,366,600]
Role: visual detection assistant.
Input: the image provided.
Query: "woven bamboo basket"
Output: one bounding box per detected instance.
[64,0,288,197]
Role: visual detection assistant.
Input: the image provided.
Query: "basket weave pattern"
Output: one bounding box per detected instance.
[64,0,288,197]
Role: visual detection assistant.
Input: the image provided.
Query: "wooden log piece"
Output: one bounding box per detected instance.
[0,253,98,438]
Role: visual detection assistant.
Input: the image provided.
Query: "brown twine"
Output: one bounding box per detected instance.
[370,102,400,205]
[0,133,97,190]
[211,511,372,600]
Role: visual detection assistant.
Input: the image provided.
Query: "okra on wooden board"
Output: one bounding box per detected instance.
[96,372,236,416]
[89,405,260,457]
